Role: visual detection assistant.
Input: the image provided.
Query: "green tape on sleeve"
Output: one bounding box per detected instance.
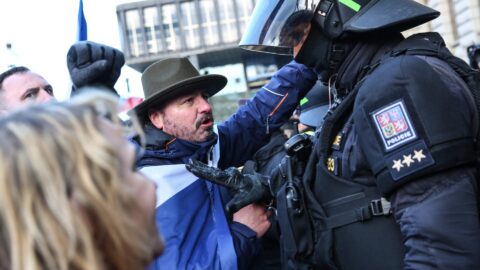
[339,0,361,12]
[300,97,309,106]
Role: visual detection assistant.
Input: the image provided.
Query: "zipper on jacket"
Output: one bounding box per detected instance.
[164,138,176,151]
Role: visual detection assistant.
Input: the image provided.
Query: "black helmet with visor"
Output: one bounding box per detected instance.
[240,0,439,56]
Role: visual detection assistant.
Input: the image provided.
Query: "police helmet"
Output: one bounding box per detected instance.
[240,0,439,55]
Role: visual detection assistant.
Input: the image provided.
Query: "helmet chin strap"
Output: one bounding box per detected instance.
[294,21,350,83]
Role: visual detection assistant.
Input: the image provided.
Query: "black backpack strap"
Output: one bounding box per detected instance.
[324,197,391,229]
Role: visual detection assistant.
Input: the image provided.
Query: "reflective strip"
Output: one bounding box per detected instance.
[300,97,309,106]
[339,0,361,12]
[262,86,285,97]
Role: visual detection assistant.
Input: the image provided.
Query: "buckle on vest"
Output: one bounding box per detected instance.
[369,198,392,216]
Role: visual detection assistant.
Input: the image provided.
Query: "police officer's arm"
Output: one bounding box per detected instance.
[353,55,476,195]
[353,49,480,270]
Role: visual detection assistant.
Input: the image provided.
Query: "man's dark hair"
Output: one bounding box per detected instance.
[0,66,30,91]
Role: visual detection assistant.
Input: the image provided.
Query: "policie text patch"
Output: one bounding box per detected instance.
[372,100,417,151]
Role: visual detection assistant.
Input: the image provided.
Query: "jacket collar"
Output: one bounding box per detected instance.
[140,123,218,162]
[143,124,175,151]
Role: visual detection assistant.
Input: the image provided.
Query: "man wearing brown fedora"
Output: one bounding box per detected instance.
[132,57,316,270]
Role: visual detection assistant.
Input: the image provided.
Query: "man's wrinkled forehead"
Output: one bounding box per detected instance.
[169,89,207,103]
[151,89,207,112]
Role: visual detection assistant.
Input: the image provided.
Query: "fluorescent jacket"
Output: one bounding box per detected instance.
[137,60,316,270]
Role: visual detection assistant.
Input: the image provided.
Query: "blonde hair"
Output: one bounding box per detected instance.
[0,91,161,270]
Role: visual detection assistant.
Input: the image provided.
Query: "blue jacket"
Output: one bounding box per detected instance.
[136,61,316,270]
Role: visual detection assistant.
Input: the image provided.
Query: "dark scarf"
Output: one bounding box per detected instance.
[334,33,405,95]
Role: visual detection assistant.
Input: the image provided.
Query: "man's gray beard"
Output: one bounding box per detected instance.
[163,116,214,143]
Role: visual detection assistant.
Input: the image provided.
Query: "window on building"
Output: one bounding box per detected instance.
[162,4,182,51]
[143,7,162,54]
[237,0,255,34]
[199,0,220,46]
[125,9,144,57]
[180,1,201,49]
[218,1,238,43]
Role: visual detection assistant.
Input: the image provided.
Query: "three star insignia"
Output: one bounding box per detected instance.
[392,149,426,172]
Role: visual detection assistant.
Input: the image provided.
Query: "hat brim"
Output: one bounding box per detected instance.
[300,105,329,128]
[133,74,227,118]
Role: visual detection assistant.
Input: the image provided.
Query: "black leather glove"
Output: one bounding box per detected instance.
[67,41,125,95]
[185,159,273,214]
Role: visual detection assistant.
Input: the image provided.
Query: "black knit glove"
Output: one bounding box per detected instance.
[67,41,125,95]
[186,159,273,214]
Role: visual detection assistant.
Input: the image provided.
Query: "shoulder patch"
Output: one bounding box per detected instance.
[385,140,434,181]
[371,100,417,151]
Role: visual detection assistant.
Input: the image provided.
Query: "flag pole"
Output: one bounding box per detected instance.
[77,0,88,41]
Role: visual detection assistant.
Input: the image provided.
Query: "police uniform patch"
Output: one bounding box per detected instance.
[372,100,417,151]
[385,140,434,181]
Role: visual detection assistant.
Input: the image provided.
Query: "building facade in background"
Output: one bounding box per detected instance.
[116,0,289,93]
[115,0,480,119]
[116,0,480,73]
[405,0,480,59]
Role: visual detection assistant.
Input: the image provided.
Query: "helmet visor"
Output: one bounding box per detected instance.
[239,0,320,55]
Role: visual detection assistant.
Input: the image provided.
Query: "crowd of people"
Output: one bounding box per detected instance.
[0,0,480,269]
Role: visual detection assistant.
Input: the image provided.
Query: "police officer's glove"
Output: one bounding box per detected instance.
[67,41,125,95]
[186,159,273,214]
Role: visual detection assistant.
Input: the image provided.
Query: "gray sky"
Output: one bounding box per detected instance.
[0,0,143,100]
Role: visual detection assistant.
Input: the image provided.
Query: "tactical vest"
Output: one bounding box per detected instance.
[275,32,480,270]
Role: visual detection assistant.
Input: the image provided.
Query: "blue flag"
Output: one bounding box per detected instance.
[77,0,88,41]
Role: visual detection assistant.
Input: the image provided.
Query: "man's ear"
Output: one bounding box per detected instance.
[149,110,164,129]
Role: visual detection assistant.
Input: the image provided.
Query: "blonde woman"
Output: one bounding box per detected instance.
[0,91,163,270]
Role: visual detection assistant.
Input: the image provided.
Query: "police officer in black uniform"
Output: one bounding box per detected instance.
[186,0,480,269]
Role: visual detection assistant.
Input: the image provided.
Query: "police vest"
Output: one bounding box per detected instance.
[275,32,480,270]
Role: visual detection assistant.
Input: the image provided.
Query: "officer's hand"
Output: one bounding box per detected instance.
[186,159,272,214]
[67,41,125,93]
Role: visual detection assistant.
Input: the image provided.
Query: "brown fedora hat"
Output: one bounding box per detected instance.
[134,57,227,118]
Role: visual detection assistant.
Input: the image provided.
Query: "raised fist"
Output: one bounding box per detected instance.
[67,41,125,94]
